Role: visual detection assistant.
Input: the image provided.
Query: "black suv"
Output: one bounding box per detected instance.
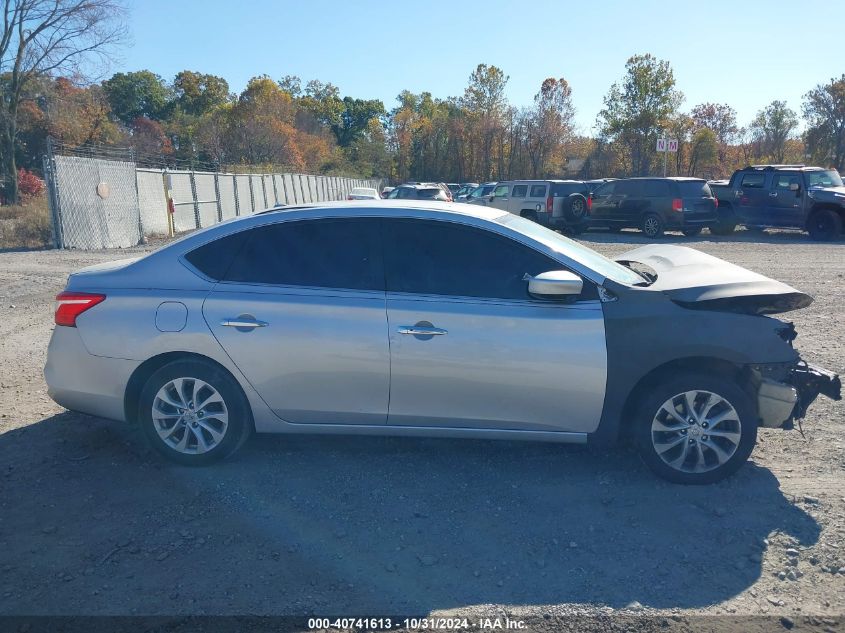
[709,165,845,240]
[589,177,719,238]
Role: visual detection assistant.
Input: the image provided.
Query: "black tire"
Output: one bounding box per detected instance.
[520,210,538,223]
[641,213,664,238]
[633,371,757,485]
[711,207,737,235]
[682,227,703,237]
[139,359,253,465]
[807,209,843,241]
[564,195,588,223]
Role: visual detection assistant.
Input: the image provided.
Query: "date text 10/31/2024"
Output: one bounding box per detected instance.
[307,617,527,630]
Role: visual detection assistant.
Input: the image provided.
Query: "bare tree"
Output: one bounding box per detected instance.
[1,0,126,203]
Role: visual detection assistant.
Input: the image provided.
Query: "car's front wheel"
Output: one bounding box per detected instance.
[807,209,843,241]
[634,372,757,484]
[139,359,252,465]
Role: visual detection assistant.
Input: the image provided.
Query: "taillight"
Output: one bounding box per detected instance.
[587,195,592,211]
[546,196,553,213]
[714,197,718,208]
[55,292,105,327]
[672,198,683,212]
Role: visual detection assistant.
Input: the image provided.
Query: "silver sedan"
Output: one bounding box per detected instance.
[44,202,840,484]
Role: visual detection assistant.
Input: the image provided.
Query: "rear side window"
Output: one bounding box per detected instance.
[641,180,672,197]
[184,231,249,280]
[530,184,547,197]
[382,219,564,300]
[678,181,713,197]
[224,218,382,290]
[416,188,444,199]
[512,184,528,197]
[740,173,766,189]
[593,182,615,196]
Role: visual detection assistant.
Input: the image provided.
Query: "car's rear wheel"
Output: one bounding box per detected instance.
[807,209,843,241]
[682,227,703,237]
[139,359,252,465]
[641,213,664,238]
[634,372,757,484]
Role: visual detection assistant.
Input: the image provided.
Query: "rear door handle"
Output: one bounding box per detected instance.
[221,318,268,329]
[398,326,447,336]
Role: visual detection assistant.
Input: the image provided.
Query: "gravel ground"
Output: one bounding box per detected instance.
[0,228,843,627]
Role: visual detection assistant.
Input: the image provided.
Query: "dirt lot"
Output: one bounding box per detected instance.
[0,228,843,627]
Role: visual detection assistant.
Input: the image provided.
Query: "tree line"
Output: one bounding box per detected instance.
[2,2,844,204]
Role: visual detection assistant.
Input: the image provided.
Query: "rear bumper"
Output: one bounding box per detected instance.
[44,326,138,422]
[665,212,718,228]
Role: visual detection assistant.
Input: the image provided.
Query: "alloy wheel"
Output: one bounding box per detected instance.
[644,217,660,236]
[152,377,229,455]
[650,390,741,474]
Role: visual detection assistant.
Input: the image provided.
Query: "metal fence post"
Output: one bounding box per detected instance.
[233,175,240,216]
[189,171,201,228]
[248,175,256,213]
[214,173,223,223]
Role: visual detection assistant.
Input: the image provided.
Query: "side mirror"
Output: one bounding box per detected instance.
[488,195,495,202]
[528,270,583,299]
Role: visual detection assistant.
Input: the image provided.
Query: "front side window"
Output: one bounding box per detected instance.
[492,184,510,197]
[775,173,801,190]
[223,218,382,290]
[382,219,568,300]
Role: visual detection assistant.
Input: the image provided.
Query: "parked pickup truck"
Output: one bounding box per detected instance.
[709,165,845,240]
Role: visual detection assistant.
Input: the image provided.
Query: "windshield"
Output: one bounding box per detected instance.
[496,214,646,286]
[807,170,843,188]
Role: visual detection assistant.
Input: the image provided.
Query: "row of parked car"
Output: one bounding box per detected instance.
[369,165,845,241]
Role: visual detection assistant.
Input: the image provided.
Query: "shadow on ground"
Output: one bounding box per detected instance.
[0,412,820,615]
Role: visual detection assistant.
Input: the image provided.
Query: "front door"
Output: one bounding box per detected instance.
[380,218,607,433]
[489,183,511,211]
[202,217,390,425]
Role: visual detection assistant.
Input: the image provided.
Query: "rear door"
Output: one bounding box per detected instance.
[201,218,390,425]
[766,172,804,227]
[677,180,717,221]
[735,171,769,225]
[616,179,647,223]
[508,183,529,214]
[380,218,607,433]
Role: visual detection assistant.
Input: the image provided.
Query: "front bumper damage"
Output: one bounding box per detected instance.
[753,361,842,429]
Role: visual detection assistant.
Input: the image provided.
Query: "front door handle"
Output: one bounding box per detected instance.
[769,192,778,197]
[221,318,268,329]
[398,326,447,336]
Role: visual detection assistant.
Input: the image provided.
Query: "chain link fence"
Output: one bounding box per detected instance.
[44,146,384,249]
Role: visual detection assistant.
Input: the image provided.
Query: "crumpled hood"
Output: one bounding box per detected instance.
[617,245,813,315]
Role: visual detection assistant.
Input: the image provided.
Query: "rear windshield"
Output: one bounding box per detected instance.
[417,188,444,199]
[677,181,713,197]
[552,183,588,196]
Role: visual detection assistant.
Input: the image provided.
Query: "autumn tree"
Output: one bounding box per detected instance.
[527,78,575,177]
[0,0,125,202]
[461,64,509,179]
[597,54,683,176]
[803,75,845,171]
[749,100,798,163]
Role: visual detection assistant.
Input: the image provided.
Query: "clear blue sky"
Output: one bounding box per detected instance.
[118,0,841,134]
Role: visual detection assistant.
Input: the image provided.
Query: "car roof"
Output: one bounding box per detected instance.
[397,183,444,189]
[742,164,828,172]
[260,200,506,221]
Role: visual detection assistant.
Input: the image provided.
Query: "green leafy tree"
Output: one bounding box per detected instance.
[749,100,798,163]
[103,70,171,125]
[803,75,845,171]
[596,53,683,176]
[172,71,229,117]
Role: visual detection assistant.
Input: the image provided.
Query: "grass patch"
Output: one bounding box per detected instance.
[0,195,53,249]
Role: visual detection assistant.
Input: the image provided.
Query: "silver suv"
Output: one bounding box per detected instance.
[482,180,591,233]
